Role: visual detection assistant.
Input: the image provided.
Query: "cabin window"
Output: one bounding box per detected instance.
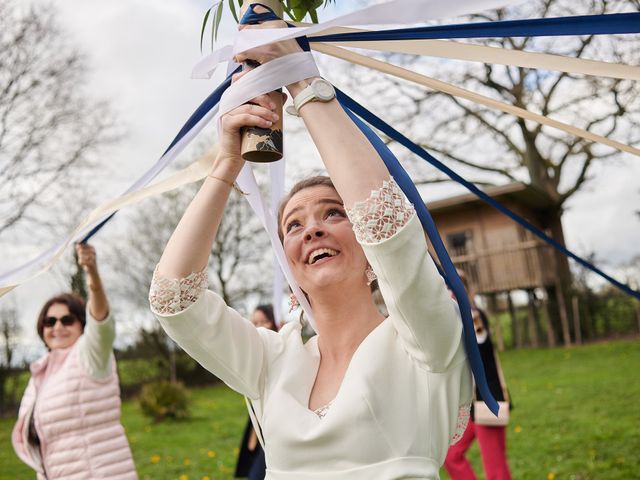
[447,230,474,256]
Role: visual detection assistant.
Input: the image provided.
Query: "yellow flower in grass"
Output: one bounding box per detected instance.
[547,473,555,480]
[150,454,161,464]
[179,475,188,480]
[201,477,211,480]
[183,458,191,466]
[207,450,216,458]
[514,425,522,433]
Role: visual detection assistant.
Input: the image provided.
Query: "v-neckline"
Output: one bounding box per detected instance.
[306,317,388,417]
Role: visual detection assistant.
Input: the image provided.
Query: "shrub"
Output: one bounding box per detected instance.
[139,381,189,422]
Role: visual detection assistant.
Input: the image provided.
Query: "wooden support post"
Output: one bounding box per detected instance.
[555,282,572,347]
[526,290,539,348]
[539,289,556,347]
[571,295,582,345]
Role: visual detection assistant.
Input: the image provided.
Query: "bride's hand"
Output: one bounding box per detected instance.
[217,85,280,164]
[233,6,303,67]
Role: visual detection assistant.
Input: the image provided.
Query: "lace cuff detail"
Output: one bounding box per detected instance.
[149,265,208,315]
[450,403,471,445]
[346,178,415,244]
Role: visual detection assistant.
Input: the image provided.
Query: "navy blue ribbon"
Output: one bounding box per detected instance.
[312,12,640,42]
[241,3,310,51]
[336,89,640,302]
[337,97,499,415]
[80,68,239,243]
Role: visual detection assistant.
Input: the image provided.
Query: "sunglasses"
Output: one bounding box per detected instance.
[43,315,77,328]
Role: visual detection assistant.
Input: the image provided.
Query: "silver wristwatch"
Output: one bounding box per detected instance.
[286,78,336,116]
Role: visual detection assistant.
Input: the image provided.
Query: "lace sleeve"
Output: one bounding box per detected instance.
[346,178,416,244]
[450,403,471,445]
[149,265,208,315]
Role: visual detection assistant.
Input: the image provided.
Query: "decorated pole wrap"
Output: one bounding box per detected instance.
[239,1,285,162]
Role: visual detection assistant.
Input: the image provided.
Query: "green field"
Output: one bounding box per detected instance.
[1,339,639,479]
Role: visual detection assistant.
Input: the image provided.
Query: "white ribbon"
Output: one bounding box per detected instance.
[314,42,640,158]
[216,52,320,130]
[322,34,640,81]
[219,52,321,328]
[269,159,286,327]
[193,0,525,79]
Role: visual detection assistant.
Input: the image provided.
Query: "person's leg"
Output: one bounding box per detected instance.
[247,447,266,480]
[475,425,512,480]
[444,420,478,480]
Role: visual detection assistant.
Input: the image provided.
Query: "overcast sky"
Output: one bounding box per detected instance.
[3,0,639,361]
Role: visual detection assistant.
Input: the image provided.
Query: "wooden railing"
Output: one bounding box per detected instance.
[450,240,556,293]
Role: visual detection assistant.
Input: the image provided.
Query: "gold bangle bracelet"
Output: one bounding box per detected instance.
[207,174,248,196]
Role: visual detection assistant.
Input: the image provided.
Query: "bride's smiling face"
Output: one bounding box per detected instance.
[280,185,368,293]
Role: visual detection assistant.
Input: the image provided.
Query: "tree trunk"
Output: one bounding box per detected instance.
[540,206,573,346]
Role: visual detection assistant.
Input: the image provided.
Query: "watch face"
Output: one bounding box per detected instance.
[313,80,335,101]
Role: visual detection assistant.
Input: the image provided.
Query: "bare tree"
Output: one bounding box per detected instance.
[111,172,271,312]
[0,1,117,240]
[337,0,639,345]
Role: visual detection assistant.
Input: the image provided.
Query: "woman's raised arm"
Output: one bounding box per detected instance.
[156,96,279,280]
[286,79,390,208]
[234,10,390,209]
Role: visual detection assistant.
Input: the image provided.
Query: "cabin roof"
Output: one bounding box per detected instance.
[426,182,554,214]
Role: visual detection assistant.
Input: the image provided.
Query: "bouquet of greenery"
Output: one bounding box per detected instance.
[201,0,336,50]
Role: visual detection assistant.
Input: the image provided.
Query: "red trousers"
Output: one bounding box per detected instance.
[444,419,512,480]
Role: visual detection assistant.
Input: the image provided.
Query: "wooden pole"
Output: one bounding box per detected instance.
[487,293,505,352]
[507,291,522,349]
[238,1,285,163]
[555,281,572,346]
[571,295,582,345]
[526,290,540,348]
[539,289,556,347]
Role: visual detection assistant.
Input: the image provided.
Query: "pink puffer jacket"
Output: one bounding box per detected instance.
[12,339,137,479]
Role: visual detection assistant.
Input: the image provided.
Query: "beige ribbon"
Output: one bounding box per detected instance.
[5,37,639,296]
[312,42,640,158]
[308,30,640,81]
[0,150,216,298]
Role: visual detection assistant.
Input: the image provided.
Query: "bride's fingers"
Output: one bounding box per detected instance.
[222,104,279,130]
[231,69,252,83]
[250,93,277,111]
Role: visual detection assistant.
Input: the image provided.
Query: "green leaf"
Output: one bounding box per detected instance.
[292,7,307,21]
[200,7,212,53]
[228,0,239,23]
[211,0,224,48]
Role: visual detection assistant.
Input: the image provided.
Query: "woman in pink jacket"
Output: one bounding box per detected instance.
[12,243,137,480]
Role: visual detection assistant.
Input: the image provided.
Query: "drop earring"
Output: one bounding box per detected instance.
[288,293,300,313]
[365,265,377,286]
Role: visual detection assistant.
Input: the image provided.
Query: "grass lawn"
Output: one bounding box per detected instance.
[1,338,638,479]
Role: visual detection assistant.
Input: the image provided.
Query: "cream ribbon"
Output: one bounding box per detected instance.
[307,27,640,81]
[6,28,639,303]
[312,42,640,158]
[0,151,216,298]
